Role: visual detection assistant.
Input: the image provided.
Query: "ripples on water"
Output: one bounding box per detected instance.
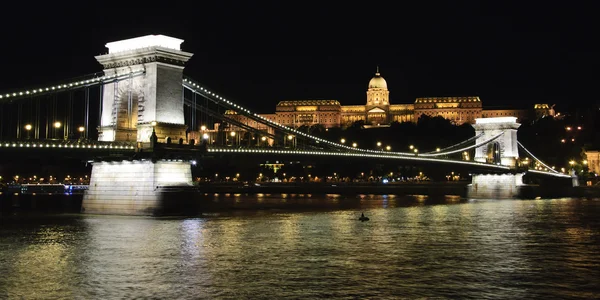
[1,195,600,299]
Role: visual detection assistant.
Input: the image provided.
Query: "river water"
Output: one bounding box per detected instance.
[1,194,599,299]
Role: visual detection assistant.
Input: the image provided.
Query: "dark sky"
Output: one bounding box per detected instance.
[0,2,597,113]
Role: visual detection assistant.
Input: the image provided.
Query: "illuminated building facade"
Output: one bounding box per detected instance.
[224,69,552,129]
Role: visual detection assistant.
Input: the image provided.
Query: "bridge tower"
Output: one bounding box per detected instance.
[472,117,521,167]
[83,35,195,216]
[95,35,193,143]
[468,117,524,199]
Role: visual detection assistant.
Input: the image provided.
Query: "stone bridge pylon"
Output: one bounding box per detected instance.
[83,35,195,216]
[95,34,193,144]
[468,117,524,199]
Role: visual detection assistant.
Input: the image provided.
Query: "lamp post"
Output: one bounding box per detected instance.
[54,121,62,140]
[230,131,236,146]
[24,124,32,139]
[78,126,85,141]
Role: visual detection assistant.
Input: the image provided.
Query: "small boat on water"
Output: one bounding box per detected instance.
[359,213,369,222]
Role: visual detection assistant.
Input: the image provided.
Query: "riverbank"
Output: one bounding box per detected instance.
[196,181,470,196]
[3,182,599,215]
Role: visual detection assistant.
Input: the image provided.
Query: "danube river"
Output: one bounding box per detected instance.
[1,194,599,299]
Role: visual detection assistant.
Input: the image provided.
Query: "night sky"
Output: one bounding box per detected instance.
[0,2,597,113]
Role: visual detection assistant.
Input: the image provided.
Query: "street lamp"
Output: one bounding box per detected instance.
[24,124,32,139]
[352,142,357,148]
[376,141,382,147]
[53,121,62,139]
[78,126,85,140]
[230,131,236,146]
[200,125,206,131]
[386,145,391,151]
[340,138,346,144]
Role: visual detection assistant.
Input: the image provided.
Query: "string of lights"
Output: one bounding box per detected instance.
[0,70,145,101]
[183,77,418,156]
[517,141,560,174]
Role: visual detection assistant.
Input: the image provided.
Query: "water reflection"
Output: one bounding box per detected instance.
[5,225,76,299]
[0,196,599,299]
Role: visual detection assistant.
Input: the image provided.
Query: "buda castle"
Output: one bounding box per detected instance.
[225,68,554,129]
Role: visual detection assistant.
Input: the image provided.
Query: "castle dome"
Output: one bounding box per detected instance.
[368,68,387,89]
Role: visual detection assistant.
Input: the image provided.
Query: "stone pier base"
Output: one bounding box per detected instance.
[467,173,525,199]
[82,160,194,215]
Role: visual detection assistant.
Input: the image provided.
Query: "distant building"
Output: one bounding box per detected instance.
[585,151,600,175]
[224,68,551,129]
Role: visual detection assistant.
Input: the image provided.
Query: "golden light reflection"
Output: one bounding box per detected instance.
[279,214,301,246]
[329,211,353,237]
[6,227,73,299]
[431,204,449,220]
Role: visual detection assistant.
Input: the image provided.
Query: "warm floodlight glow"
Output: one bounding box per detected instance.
[202,133,209,140]
[288,135,294,140]
[230,131,236,137]
[151,121,157,126]
[54,122,61,128]
[78,126,85,132]
[106,35,183,53]
[24,124,32,131]
[200,125,207,131]
[261,136,267,141]
[475,117,517,124]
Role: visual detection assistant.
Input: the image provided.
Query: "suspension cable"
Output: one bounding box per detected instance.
[183,78,392,153]
[421,132,484,154]
[420,131,505,157]
[517,141,560,173]
[0,70,145,104]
